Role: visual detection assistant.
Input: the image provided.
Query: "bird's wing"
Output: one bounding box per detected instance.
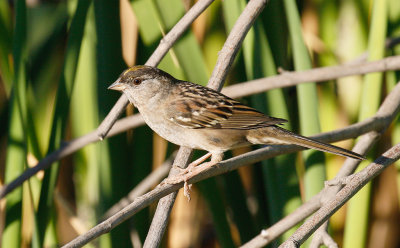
[166,83,287,130]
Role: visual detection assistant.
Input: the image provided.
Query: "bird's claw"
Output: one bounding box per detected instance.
[162,168,194,201]
[183,181,192,202]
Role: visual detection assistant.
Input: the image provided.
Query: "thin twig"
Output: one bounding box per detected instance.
[222,55,400,98]
[239,81,400,247]
[144,0,269,246]
[309,223,338,248]
[207,0,268,91]
[240,133,377,248]
[307,80,400,246]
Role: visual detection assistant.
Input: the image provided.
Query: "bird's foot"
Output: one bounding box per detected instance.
[162,167,196,201]
[163,152,212,184]
[163,153,223,201]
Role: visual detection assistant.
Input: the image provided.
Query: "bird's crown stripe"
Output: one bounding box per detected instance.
[123,66,147,75]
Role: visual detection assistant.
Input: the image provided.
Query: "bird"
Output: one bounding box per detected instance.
[108,65,365,196]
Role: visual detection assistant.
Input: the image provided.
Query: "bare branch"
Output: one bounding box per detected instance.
[241,132,381,248]
[62,182,182,247]
[143,192,177,248]
[344,36,400,65]
[207,0,268,91]
[309,223,338,248]
[222,55,400,98]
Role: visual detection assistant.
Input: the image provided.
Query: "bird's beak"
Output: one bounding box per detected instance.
[108,78,125,91]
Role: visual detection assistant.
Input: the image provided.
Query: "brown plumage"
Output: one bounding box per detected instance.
[167,81,287,129]
[108,65,365,195]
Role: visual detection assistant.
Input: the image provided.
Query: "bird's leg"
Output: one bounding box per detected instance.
[184,152,213,173]
[186,153,224,179]
[164,152,224,201]
[164,152,213,185]
[182,153,223,199]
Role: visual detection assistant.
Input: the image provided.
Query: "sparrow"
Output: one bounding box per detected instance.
[108,65,365,196]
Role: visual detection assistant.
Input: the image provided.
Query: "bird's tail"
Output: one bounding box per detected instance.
[247,126,365,160]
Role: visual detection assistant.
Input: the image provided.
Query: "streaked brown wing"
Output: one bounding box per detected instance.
[166,83,287,130]
[220,102,287,129]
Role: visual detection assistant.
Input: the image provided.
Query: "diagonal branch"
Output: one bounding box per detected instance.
[221,55,400,97]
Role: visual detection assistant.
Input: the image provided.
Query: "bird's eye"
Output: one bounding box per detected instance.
[133,79,141,85]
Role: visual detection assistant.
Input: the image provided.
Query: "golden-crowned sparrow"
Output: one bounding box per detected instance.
[108,65,364,189]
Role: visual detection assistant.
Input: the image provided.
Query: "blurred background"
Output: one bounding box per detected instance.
[1,0,400,247]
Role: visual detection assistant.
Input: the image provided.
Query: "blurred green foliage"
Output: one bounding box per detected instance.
[0,0,399,247]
